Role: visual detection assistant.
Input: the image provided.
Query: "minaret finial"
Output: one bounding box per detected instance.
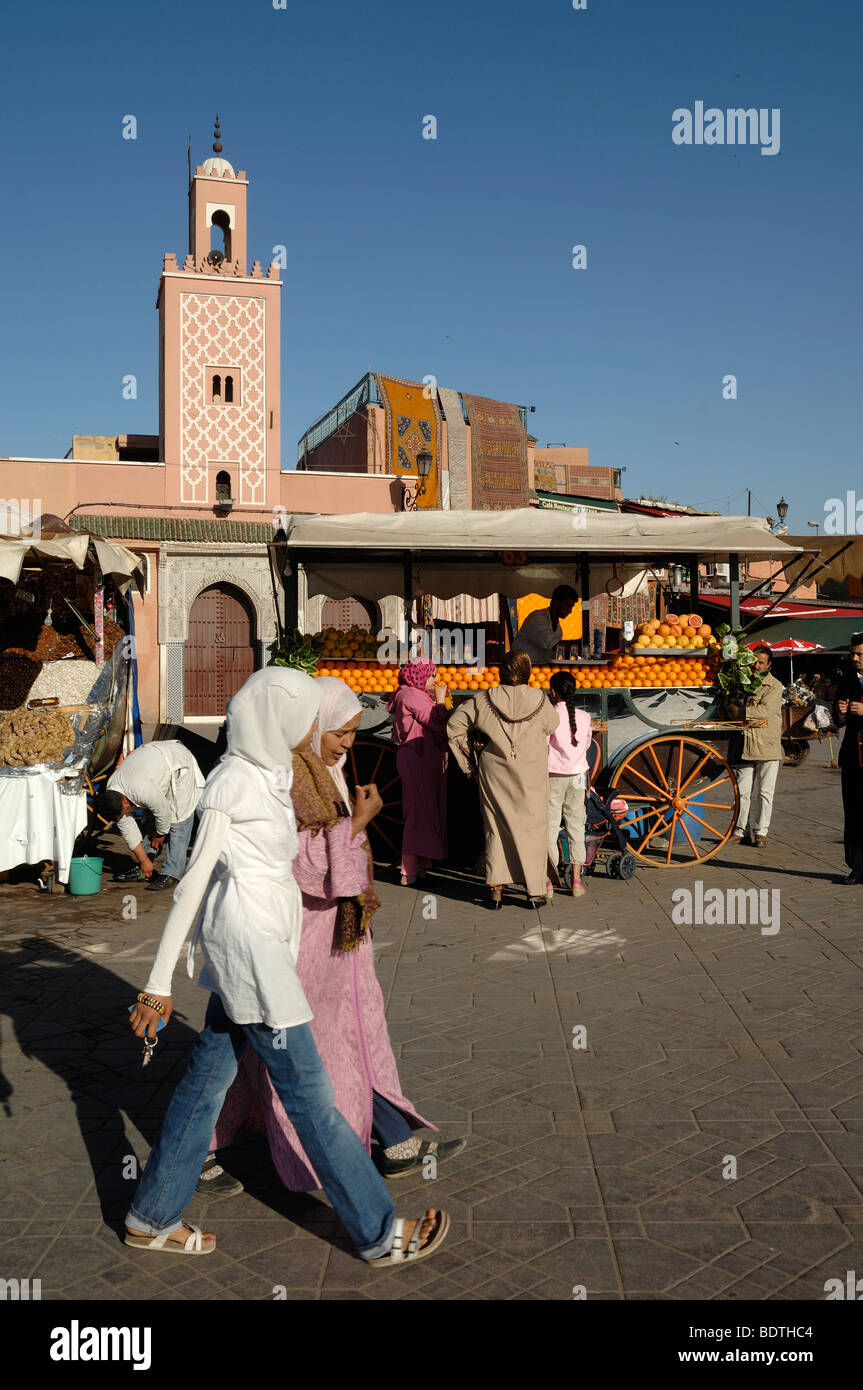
[213,115,222,155]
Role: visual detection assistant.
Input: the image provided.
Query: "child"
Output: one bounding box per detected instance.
[547,670,592,899]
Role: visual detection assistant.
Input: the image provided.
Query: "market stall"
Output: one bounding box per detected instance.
[278,510,805,869]
[0,519,145,886]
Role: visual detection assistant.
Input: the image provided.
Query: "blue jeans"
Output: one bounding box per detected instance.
[142,810,196,880]
[372,1091,414,1148]
[127,995,396,1260]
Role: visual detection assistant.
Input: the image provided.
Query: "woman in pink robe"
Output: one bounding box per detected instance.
[387,659,449,886]
[208,677,465,1188]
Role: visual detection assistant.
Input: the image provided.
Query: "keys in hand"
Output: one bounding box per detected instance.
[142,1038,157,1067]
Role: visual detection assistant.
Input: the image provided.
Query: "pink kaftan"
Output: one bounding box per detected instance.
[389,685,449,860]
[211,816,433,1190]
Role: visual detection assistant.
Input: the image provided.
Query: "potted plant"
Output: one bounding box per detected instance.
[712,624,766,720]
[266,627,323,676]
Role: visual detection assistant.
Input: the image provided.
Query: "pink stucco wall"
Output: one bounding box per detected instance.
[0,456,402,523]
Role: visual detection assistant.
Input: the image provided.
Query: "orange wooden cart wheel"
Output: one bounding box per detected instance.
[348,736,403,864]
[608,735,739,868]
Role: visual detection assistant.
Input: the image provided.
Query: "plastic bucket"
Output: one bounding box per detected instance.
[68,856,104,896]
[672,795,704,846]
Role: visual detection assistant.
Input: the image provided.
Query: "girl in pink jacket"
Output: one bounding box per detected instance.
[547,670,592,899]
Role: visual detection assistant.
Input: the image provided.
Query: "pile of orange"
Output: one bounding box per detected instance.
[632,613,715,652]
[314,662,504,694]
[605,653,716,688]
[316,657,717,695]
[313,626,380,660]
[316,660,399,694]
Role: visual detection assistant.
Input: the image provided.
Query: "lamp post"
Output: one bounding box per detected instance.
[776,496,789,527]
[403,448,434,511]
[807,519,820,536]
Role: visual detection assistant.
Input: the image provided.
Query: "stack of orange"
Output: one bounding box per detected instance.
[314,662,505,695]
[632,613,716,652]
[605,653,716,688]
[315,660,399,695]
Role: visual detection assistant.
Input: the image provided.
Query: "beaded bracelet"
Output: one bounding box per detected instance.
[136,993,165,1015]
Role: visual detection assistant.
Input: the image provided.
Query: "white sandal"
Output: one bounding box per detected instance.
[125,1222,214,1255]
[369,1209,450,1266]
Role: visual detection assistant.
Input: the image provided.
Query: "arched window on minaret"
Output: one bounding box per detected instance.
[210,209,232,262]
[211,373,221,402]
[215,470,232,503]
[224,375,234,404]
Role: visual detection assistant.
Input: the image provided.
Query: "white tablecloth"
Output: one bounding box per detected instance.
[0,772,88,883]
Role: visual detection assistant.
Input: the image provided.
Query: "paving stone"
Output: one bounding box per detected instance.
[1,746,860,1300]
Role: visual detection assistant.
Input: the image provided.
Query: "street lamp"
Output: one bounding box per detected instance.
[776,496,788,525]
[404,449,434,511]
[807,520,820,536]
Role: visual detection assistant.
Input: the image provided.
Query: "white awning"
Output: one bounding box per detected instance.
[288,509,803,601]
[0,530,146,593]
[285,509,805,561]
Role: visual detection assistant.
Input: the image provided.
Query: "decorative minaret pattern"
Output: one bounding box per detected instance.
[158,120,282,507]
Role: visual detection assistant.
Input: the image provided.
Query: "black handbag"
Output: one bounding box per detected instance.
[466,728,489,775]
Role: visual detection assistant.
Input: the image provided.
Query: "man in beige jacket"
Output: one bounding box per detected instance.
[733,645,784,848]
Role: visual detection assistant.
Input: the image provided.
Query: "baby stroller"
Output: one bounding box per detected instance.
[555,739,639,887]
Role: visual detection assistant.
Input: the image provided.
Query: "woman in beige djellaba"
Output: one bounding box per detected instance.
[448,649,559,909]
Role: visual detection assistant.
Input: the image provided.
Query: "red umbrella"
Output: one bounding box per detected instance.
[745,638,823,654]
[745,637,823,679]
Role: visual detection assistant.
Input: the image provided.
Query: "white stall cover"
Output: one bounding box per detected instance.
[0,530,145,593]
[0,774,87,883]
[286,511,803,602]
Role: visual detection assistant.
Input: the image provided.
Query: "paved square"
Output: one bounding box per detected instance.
[1,741,861,1300]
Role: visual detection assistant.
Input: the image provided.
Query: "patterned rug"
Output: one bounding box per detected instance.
[374,374,442,508]
[461,393,529,510]
[437,386,468,510]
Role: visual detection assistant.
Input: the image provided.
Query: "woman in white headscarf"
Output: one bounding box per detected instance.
[211,677,466,1182]
[125,670,449,1266]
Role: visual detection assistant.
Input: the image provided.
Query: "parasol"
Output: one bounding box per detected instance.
[746,636,823,681]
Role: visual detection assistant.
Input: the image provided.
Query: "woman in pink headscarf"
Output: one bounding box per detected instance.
[387,658,449,886]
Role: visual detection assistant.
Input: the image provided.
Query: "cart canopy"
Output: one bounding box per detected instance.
[283,509,805,602]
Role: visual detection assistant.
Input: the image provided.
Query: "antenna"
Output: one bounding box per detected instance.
[187,134,192,184]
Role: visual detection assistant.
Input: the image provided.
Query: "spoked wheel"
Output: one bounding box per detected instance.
[608,735,739,868]
[348,735,403,864]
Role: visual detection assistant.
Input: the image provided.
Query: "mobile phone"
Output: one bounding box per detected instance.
[129,1005,166,1032]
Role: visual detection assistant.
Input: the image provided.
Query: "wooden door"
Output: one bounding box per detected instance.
[321,597,375,632]
[184,585,255,716]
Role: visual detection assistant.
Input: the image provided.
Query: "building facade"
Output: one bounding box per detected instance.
[0,127,401,727]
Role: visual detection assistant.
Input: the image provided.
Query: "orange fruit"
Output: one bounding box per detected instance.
[697,624,711,638]
[658,624,671,637]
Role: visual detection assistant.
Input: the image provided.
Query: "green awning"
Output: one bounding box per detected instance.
[749,616,863,651]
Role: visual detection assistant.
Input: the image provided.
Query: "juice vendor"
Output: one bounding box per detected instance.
[512,585,579,666]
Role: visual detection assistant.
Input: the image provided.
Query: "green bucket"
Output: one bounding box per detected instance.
[68,856,104,896]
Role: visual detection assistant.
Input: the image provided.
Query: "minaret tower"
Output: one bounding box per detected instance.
[158,118,282,508]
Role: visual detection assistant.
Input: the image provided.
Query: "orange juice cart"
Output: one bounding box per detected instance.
[277,510,804,870]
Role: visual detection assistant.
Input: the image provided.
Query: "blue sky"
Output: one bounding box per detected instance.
[1,0,860,530]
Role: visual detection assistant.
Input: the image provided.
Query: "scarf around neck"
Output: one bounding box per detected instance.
[291,749,380,951]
